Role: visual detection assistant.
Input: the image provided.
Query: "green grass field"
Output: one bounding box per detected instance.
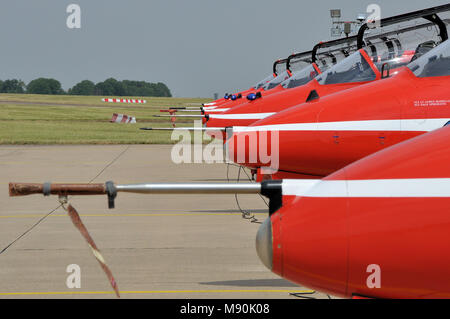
[0,94,212,144]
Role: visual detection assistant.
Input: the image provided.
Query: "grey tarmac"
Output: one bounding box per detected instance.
[0,145,330,299]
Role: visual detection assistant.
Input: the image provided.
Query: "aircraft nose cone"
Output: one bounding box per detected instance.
[256,217,273,270]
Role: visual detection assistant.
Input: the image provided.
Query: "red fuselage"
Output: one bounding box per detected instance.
[267,125,450,298]
[229,67,450,177]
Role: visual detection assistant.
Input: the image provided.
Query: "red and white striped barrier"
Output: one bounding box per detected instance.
[110,113,137,124]
[102,98,147,104]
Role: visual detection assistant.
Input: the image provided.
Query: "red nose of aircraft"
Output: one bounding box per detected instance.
[256,124,450,298]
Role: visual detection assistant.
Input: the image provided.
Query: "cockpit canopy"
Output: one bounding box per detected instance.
[315,50,377,85]
[253,74,275,89]
[279,40,358,90]
[261,70,291,90]
[314,17,450,85]
[408,39,450,77]
[281,64,319,89]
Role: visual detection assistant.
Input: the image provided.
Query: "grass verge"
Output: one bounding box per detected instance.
[0,94,212,144]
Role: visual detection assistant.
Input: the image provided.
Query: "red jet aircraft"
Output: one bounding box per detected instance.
[229,38,450,179]
[200,7,450,129]
[259,123,450,298]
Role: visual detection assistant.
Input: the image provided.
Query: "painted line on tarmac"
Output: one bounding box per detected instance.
[0,289,314,296]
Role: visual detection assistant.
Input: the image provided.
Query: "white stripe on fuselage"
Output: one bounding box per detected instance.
[234,118,450,133]
[209,113,276,120]
[205,108,230,113]
[282,178,450,198]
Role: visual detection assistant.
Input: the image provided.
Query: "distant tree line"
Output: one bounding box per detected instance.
[0,78,172,97]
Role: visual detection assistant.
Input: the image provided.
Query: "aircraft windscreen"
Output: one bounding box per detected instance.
[315,51,376,85]
[362,18,449,76]
[314,38,358,73]
[274,61,286,75]
[373,46,415,70]
[254,74,275,89]
[317,58,333,72]
[289,58,311,73]
[281,64,319,89]
[262,70,290,90]
[408,40,450,78]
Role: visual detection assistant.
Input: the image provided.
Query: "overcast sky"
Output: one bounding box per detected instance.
[0,0,448,97]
